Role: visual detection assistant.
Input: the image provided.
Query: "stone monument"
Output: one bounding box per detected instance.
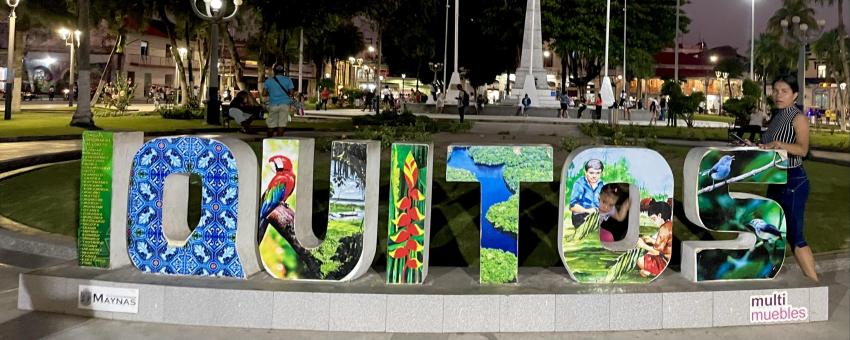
[514,0,560,108]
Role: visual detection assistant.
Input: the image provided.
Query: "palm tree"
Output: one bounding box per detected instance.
[766,0,818,46]
[69,0,95,128]
[754,33,796,108]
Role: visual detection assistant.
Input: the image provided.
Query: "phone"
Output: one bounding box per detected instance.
[730,133,748,145]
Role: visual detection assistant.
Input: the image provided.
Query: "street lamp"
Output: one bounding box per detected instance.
[58,28,81,107]
[749,0,755,80]
[3,0,20,120]
[716,70,729,115]
[781,16,826,108]
[707,55,718,113]
[401,73,406,102]
[191,0,241,125]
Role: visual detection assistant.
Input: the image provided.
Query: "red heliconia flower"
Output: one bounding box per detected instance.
[396,213,412,227]
[405,224,421,236]
[390,229,411,243]
[391,247,410,259]
[397,197,411,210]
[405,258,421,269]
[405,239,418,251]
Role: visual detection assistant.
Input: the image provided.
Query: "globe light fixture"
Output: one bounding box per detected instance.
[191,0,241,125]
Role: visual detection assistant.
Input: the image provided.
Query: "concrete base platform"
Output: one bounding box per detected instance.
[18,264,828,333]
[405,103,654,121]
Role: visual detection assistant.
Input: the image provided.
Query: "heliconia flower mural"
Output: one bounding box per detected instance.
[387,144,433,284]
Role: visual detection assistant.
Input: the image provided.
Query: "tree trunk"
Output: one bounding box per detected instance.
[560,55,568,94]
[185,22,196,104]
[11,31,26,113]
[197,38,208,102]
[158,3,189,106]
[835,0,849,131]
[70,0,94,128]
[91,36,121,106]
[221,23,246,91]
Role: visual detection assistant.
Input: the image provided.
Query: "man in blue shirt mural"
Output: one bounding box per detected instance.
[569,159,605,227]
[262,63,295,137]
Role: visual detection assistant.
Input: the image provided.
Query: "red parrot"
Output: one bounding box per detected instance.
[258,155,296,242]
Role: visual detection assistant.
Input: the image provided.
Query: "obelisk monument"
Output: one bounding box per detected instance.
[513,0,559,108]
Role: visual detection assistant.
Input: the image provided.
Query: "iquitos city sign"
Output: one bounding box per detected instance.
[76,131,789,285]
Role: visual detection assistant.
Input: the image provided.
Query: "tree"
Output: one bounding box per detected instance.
[767,0,818,45]
[661,79,702,127]
[69,0,95,128]
[724,79,762,120]
[0,0,73,113]
[753,33,796,103]
[543,0,688,93]
[714,57,746,101]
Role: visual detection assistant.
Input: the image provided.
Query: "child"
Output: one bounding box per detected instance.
[598,183,630,242]
[636,199,673,277]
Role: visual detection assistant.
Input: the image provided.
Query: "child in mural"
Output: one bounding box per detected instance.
[636,198,673,277]
[598,183,630,242]
[569,159,605,228]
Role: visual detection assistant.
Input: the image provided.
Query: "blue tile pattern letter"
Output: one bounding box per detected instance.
[128,137,245,277]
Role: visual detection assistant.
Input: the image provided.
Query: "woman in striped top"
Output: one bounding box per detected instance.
[759,74,818,282]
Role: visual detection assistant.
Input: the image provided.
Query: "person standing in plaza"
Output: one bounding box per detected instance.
[262,64,295,137]
[660,96,668,124]
[649,97,658,126]
[559,91,570,118]
[320,87,330,110]
[756,74,818,282]
[455,84,469,123]
[436,92,445,114]
[594,95,603,120]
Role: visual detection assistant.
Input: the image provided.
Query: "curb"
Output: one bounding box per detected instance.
[0,126,317,143]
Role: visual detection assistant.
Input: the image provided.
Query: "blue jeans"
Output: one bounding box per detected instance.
[767,166,810,249]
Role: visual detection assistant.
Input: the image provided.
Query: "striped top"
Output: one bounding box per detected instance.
[763,106,804,168]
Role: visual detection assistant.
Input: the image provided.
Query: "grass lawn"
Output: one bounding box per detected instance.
[694,114,736,124]
[1,143,846,269]
[581,122,850,152]
[0,111,355,138]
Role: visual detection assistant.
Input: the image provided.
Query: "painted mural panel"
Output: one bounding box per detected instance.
[446,145,553,284]
[559,147,674,283]
[127,137,246,277]
[683,148,788,282]
[386,143,433,284]
[258,140,380,281]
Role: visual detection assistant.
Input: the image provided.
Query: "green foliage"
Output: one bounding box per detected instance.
[559,136,582,152]
[92,108,157,118]
[468,146,553,192]
[724,79,762,120]
[542,0,686,88]
[661,80,704,127]
[157,105,205,120]
[101,75,136,114]
[446,167,477,182]
[486,194,519,235]
[480,248,518,284]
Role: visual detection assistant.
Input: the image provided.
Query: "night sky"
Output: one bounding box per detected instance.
[682,0,849,52]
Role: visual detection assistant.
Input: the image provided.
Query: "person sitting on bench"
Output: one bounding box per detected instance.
[229,90,260,133]
[743,110,767,142]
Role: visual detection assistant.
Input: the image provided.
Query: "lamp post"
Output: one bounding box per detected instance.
[781,16,826,108]
[749,0,755,80]
[191,0,241,125]
[427,62,443,104]
[3,0,20,120]
[58,28,81,107]
[716,71,728,115]
[707,55,718,114]
[401,74,406,102]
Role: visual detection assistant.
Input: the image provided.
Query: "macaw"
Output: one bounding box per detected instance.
[258,155,296,242]
[700,155,735,186]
